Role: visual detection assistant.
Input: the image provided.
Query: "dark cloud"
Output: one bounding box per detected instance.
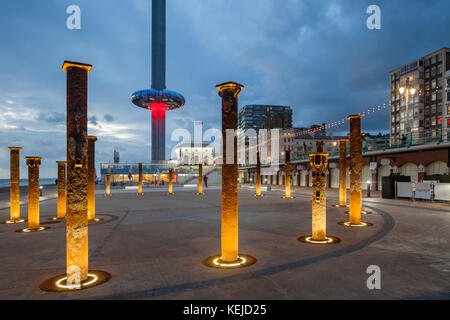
[104,114,114,122]
[37,112,65,124]
[88,116,99,126]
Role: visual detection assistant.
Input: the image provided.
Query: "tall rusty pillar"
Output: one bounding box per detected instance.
[105,174,111,196]
[197,164,203,195]
[255,152,262,197]
[64,61,91,282]
[19,157,48,232]
[338,139,348,208]
[282,151,293,199]
[50,161,66,220]
[168,168,174,195]
[316,141,324,153]
[40,61,110,292]
[339,115,372,227]
[311,153,327,240]
[87,136,98,221]
[299,153,340,244]
[203,82,256,268]
[138,163,143,195]
[4,147,24,224]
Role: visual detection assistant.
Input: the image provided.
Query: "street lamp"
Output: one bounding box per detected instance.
[367,180,372,198]
[399,86,417,136]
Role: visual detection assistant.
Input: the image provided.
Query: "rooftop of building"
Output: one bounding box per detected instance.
[389,47,450,74]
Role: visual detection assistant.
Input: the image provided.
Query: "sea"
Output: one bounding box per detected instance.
[0,179,56,188]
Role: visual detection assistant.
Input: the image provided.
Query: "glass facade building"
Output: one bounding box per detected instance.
[238,105,292,132]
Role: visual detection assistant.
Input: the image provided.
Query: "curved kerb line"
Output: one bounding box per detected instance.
[90,204,395,300]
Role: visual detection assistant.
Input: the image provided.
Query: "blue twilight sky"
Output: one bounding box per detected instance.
[1,0,450,178]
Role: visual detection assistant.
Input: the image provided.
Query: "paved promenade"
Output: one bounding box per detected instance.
[0,186,449,300]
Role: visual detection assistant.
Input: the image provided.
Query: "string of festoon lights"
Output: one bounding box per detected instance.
[239,102,390,156]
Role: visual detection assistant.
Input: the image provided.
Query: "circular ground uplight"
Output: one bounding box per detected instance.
[40,270,111,292]
[48,217,65,221]
[331,204,349,208]
[2,219,25,224]
[15,226,50,233]
[298,236,341,244]
[338,221,373,227]
[203,254,257,269]
[88,218,105,224]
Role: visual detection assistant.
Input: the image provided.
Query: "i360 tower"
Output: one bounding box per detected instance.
[131,0,185,161]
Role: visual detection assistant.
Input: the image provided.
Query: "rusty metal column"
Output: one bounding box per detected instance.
[311,153,327,241]
[202,82,256,268]
[87,136,97,221]
[25,157,42,230]
[197,164,203,195]
[348,115,364,225]
[56,161,66,219]
[64,61,91,282]
[168,168,173,195]
[105,174,111,196]
[255,152,262,197]
[138,163,143,195]
[283,150,293,199]
[338,139,348,207]
[316,141,324,153]
[6,147,23,223]
[299,152,340,244]
[218,82,241,262]
[39,61,110,292]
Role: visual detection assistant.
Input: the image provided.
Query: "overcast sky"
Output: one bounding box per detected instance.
[1,0,449,178]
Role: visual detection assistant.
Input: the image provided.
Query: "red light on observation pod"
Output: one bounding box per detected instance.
[149,102,168,111]
[438,119,442,124]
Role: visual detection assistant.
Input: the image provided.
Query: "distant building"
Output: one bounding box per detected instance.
[238,105,292,132]
[445,70,450,141]
[389,48,450,145]
[174,143,215,165]
[363,133,390,151]
[113,149,120,164]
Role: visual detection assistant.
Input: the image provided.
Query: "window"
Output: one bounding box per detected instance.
[447,92,450,101]
[431,68,436,77]
[432,105,436,114]
[438,54,442,63]
[438,105,442,115]
[438,66,443,75]
[400,123,405,130]
[425,59,430,67]
[391,116,396,123]
[432,93,436,102]
[431,56,436,65]
[438,79,442,88]
[432,80,436,89]
[425,71,430,79]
